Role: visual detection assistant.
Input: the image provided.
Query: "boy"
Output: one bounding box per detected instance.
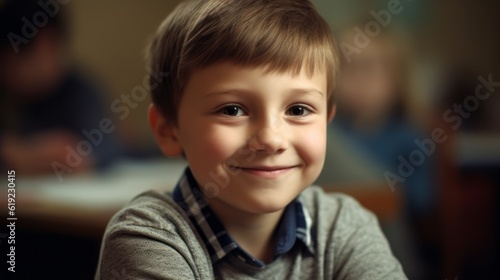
[96,0,407,279]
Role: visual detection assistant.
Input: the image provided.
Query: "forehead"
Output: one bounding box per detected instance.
[184,61,328,96]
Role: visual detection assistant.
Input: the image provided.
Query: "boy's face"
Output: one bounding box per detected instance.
[154,61,332,214]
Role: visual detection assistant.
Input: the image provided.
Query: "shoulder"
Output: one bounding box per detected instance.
[107,190,187,233]
[96,190,213,279]
[103,190,204,252]
[300,185,382,244]
[300,186,407,279]
[300,185,374,225]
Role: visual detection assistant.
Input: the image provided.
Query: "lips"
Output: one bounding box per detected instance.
[237,166,293,171]
[229,165,298,178]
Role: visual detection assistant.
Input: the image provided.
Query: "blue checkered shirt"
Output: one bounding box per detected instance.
[172,168,315,268]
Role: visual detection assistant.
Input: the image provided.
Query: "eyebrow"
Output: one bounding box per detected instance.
[289,88,324,97]
[202,88,325,98]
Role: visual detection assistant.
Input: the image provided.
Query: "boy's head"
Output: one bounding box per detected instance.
[148,0,339,214]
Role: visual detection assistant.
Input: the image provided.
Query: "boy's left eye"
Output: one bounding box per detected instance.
[286,105,311,117]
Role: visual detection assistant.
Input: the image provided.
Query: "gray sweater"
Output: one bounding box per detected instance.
[95,186,407,279]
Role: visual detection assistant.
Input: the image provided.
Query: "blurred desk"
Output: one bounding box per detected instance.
[0,159,186,238]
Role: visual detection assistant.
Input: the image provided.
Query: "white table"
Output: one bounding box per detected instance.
[1,159,187,237]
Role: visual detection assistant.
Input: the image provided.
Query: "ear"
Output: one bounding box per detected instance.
[148,104,183,157]
[327,104,336,123]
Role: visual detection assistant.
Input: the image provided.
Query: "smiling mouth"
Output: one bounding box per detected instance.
[229,165,298,178]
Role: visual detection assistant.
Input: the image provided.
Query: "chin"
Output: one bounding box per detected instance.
[243,196,293,214]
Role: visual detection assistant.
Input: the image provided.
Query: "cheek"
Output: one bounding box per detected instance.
[295,123,327,167]
[180,121,242,166]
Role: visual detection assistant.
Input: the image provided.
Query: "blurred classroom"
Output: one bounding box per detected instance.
[0,0,499,279]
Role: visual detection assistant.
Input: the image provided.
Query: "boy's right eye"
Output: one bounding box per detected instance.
[219,105,246,117]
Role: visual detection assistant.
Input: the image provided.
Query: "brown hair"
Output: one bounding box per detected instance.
[148,0,339,123]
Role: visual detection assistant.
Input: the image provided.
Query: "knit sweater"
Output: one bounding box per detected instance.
[95,186,407,279]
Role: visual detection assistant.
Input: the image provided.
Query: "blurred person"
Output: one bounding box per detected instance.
[316,28,439,278]
[0,0,122,175]
[320,29,437,219]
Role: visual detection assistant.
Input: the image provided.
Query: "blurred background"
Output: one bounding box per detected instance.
[0,0,499,279]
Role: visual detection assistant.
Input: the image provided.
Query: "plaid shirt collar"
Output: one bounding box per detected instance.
[172,167,315,268]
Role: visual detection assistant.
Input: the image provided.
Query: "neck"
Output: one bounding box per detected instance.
[208,199,284,263]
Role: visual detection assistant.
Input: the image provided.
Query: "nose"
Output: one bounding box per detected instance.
[248,114,288,154]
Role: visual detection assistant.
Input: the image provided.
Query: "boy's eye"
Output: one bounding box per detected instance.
[286,105,311,117]
[220,105,245,117]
